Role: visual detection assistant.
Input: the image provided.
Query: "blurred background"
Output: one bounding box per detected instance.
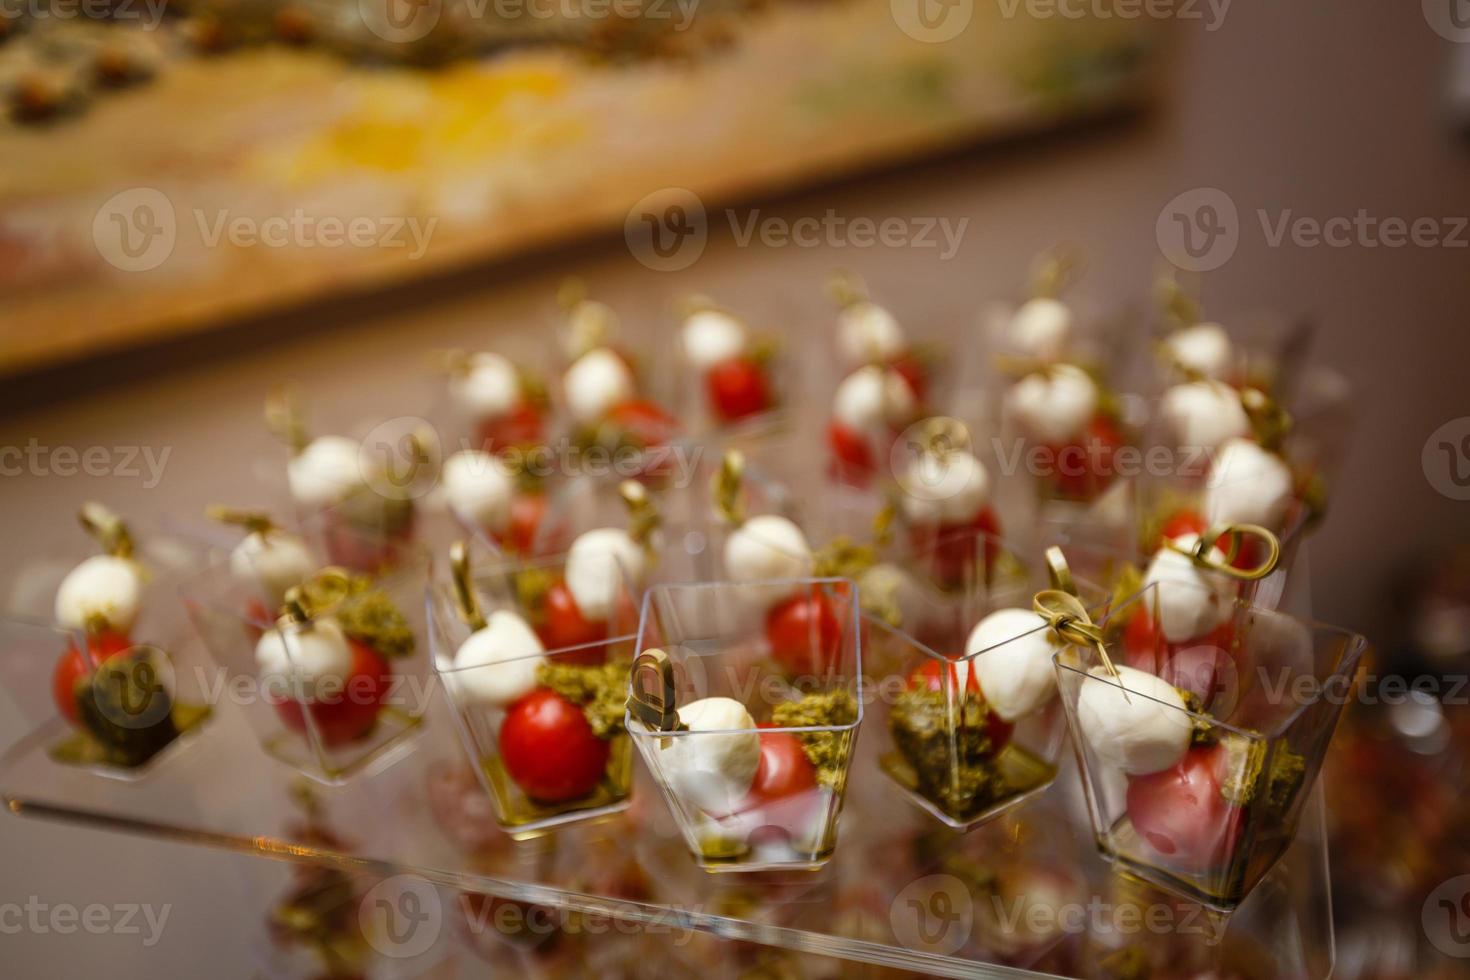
[2,0,1470,976]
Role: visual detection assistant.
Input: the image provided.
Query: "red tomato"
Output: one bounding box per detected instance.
[765,590,843,675]
[1124,610,1236,708]
[499,688,610,803]
[746,724,818,805]
[889,354,928,405]
[607,398,679,450]
[499,491,548,557]
[244,598,271,644]
[911,505,1002,588]
[1158,509,1208,547]
[272,639,390,747]
[536,579,609,664]
[1040,415,1123,501]
[1125,744,1244,872]
[323,510,416,575]
[827,421,875,483]
[478,401,543,454]
[907,661,1014,750]
[706,358,772,424]
[52,630,132,726]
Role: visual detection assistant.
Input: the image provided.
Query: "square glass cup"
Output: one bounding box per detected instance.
[628,579,865,872]
[427,547,640,838]
[862,534,1106,831]
[0,615,213,781]
[182,522,430,784]
[1054,582,1365,910]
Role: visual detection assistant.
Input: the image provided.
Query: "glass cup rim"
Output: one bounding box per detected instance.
[1054,587,1368,741]
[863,588,1109,668]
[630,576,866,737]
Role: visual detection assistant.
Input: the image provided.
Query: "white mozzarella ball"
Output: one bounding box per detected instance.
[564,347,635,424]
[832,365,915,434]
[54,555,144,633]
[1076,664,1193,775]
[448,352,521,419]
[682,310,748,372]
[1160,380,1250,454]
[1008,297,1073,360]
[724,515,814,584]
[565,527,646,623]
[1005,364,1098,445]
[287,435,364,509]
[837,301,906,365]
[255,617,354,700]
[661,696,760,814]
[1141,535,1232,644]
[229,530,314,606]
[442,450,514,535]
[1204,438,1294,529]
[899,449,990,526]
[966,608,1060,722]
[449,609,547,708]
[1163,322,1233,380]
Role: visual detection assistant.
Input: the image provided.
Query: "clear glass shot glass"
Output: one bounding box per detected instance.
[427,545,639,838]
[1054,582,1365,910]
[183,525,429,784]
[627,579,865,871]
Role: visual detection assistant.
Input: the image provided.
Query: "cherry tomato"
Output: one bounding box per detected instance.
[536,579,609,664]
[706,358,772,424]
[244,598,272,644]
[499,688,610,803]
[827,421,875,483]
[889,354,928,405]
[478,401,544,454]
[911,505,1002,588]
[499,491,549,557]
[746,724,818,805]
[1041,415,1123,501]
[907,661,1014,750]
[322,510,416,575]
[765,590,843,675]
[272,639,390,747]
[1124,608,1236,710]
[1125,744,1244,872]
[52,630,132,726]
[607,398,679,450]
[1158,508,1207,547]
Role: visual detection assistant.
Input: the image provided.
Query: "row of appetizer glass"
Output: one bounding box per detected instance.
[13,442,1361,913]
